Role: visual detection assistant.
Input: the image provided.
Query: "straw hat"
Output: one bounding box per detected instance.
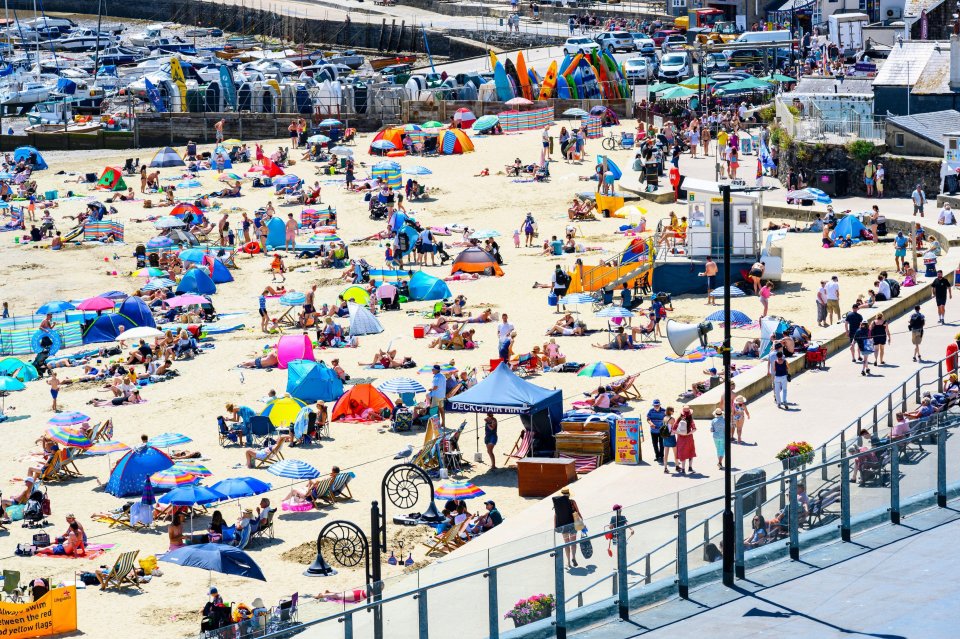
[560,487,570,496]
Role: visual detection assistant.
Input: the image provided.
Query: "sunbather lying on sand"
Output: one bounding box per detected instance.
[240,350,280,369]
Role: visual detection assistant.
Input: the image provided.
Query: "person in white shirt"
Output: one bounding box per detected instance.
[737,102,748,121]
[497,313,514,342]
[816,280,828,327]
[938,203,956,225]
[912,184,926,217]
[877,276,891,301]
[824,275,840,324]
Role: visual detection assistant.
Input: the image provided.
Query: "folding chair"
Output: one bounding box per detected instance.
[60,448,82,477]
[328,471,355,501]
[421,521,466,555]
[99,550,142,591]
[2,570,22,602]
[306,477,333,508]
[218,417,239,446]
[249,415,277,446]
[250,508,276,543]
[503,429,534,466]
[253,437,286,469]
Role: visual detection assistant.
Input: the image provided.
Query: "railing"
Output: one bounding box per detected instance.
[796,117,886,142]
[237,413,960,639]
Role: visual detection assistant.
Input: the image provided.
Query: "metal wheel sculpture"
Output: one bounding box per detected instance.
[384,464,430,510]
[325,522,367,568]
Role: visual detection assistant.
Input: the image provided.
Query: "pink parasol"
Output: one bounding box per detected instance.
[76,297,116,311]
[165,294,208,308]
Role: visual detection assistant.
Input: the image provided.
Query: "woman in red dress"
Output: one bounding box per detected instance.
[673,406,697,475]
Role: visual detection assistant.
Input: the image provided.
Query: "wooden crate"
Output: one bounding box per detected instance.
[517,458,577,497]
[555,432,609,462]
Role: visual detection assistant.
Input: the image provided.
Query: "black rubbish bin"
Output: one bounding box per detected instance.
[814,169,849,198]
[944,174,958,195]
[736,468,767,514]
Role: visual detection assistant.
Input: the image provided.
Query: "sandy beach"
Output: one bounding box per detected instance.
[0,123,907,637]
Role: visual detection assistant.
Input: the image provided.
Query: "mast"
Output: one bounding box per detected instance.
[93,0,102,84]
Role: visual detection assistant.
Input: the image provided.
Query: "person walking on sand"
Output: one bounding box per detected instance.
[483,412,498,469]
[908,304,925,361]
[912,183,926,217]
[932,269,952,324]
[825,275,840,325]
[703,256,718,306]
[214,119,225,143]
[258,290,270,333]
[710,408,725,470]
[759,281,772,317]
[48,370,61,412]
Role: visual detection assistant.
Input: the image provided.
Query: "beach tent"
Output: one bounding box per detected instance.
[446,363,563,430]
[831,215,868,242]
[95,166,126,191]
[331,384,392,422]
[106,445,173,497]
[203,256,234,284]
[286,359,343,402]
[176,268,217,295]
[171,202,202,219]
[368,269,414,285]
[0,357,38,381]
[347,302,383,336]
[451,247,503,276]
[14,146,47,170]
[212,145,233,169]
[341,285,370,305]
[453,107,477,128]
[437,129,474,155]
[265,217,286,249]
[260,157,284,178]
[369,126,404,154]
[261,396,307,428]
[82,313,127,344]
[759,316,786,358]
[149,146,186,168]
[117,296,157,329]
[277,333,315,370]
[408,270,452,301]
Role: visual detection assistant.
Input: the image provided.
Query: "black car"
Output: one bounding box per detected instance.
[702,52,730,73]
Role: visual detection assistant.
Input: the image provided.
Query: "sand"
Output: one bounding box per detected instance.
[0,125,894,637]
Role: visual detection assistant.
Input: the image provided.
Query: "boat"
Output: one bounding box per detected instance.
[370,55,416,71]
[52,29,117,52]
[24,120,102,134]
[0,78,53,107]
[319,50,365,70]
[49,78,113,112]
[98,46,146,66]
[149,38,197,55]
[128,24,167,48]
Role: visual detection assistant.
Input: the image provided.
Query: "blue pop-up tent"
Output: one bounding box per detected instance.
[446,364,563,430]
[106,446,173,497]
[207,258,234,284]
[286,359,344,402]
[265,217,286,249]
[176,268,217,295]
[14,146,47,170]
[82,313,127,344]
[831,215,868,243]
[117,296,157,328]
[408,270,452,301]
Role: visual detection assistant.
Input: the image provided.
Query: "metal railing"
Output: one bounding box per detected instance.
[238,408,960,639]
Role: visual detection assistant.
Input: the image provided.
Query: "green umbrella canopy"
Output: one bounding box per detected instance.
[680,76,717,88]
[422,120,443,128]
[765,72,796,83]
[657,85,697,99]
[648,82,678,93]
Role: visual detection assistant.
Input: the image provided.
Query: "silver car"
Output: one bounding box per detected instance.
[594,31,635,52]
[623,57,655,84]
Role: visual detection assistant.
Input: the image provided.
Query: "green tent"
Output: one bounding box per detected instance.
[95,166,127,191]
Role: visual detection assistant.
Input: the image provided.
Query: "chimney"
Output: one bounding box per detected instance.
[952,34,960,90]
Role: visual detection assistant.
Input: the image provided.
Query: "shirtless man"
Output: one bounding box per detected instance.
[285,213,297,252]
[214,119,225,143]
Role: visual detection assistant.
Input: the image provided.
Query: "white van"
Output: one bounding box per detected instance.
[732,29,792,46]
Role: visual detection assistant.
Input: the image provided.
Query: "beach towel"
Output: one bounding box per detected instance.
[45,543,114,560]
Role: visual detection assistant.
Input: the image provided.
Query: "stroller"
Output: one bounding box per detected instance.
[369,201,388,220]
[32,344,52,377]
[134,244,147,268]
[22,489,49,529]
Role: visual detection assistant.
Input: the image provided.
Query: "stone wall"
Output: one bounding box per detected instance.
[775,139,943,198]
[402,98,631,124]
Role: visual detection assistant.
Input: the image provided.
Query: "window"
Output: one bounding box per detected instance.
[672,0,686,7]
[950,139,958,151]
[738,209,748,225]
[895,132,905,148]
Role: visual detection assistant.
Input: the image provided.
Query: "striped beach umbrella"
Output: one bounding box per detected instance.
[418,364,457,374]
[47,411,90,426]
[705,310,752,326]
[147,236,174,249]
[376,377,426,394]
[434,479,486,501]
[560,293,595,305]
[267,459,321,480]
[172,461,212,477]
[45,426,92,449]
[578,362,626,378]
[148,432,193,448]
[150,468,200,489]
[596,306,635,318]
[711,286,746,298]
[36,300,75,314]
[472,115,500,132]
[279,291,306,306]
[143,278,176,291]
[132,267,165,278]
[87,440,131,456]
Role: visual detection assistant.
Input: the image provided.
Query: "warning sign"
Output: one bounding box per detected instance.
[0,586,77,639]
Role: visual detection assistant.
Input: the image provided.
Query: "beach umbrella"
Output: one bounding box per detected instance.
[98,290,128,300]
[472,115,500,131]
[36,300,75,314]
[578,362,626,378]
[307,134,330,144]
[211,477,272,499]
[330,146,353,156]
[155,217,186,229]
[0,360,37,382]
[560,293,595,305]
[168,229,199,246]
[648,82,677,94]
[47,411,90,426]
[319,118,342,126]
[505,97,532,106]
[148,432,193,448]
[132,267,166,278]
[371,140,396,151]
[711,285,746,298]
[376,377,426,394]
[596,306,635,318]
[403,123,423,132]
[116,326,164,341]
[615,205,648,217]
[0,376,25,412]
[87,440,130,456]
[403,166,432,176]
[418,364,457,374]
[787,188,832,204]
[150,468,200,489]
[157,485,225,506]
[160,543,266,581]
[142,278,175,291]
[562,108,589,117]
[422,120,443,128]
[172,461,212,477]
[45,426,92,449]
[267,459,321,481]
[273,175,301,187]
[76,296,115,311]
[657,85,697,100]
[373,160,402,171]
[165,294,208,308]
[279,291,306,306]
[765,72,796,83]
[434,479,486,501]
[665,346,718,364]
[469,229,500,240]
[146,236,175,249]
[705,309,752,325]
[179,248,213,263]
[141,478,156,506]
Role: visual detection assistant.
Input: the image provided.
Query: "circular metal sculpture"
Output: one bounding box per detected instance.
[384,464,430,510]
[326,522,367,568]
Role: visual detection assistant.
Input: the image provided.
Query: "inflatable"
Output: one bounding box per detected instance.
[243,241,261,254]
[31,329,62,355]
[276,333,315,370]
[596,155,623,180]
[386,150,407,157]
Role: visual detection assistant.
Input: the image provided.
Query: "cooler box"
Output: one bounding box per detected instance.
[547,293,558,306]
[44,190,57,200]
[413,326,425,338]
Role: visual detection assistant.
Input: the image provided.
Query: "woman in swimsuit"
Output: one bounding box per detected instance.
[733,395,750,444]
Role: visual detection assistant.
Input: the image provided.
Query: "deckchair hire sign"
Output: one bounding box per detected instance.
[0,586,78,638]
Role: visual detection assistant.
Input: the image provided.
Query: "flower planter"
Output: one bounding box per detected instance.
[510,609,552,628]
[780,454,811,471]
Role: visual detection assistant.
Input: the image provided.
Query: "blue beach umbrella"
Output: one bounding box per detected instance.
[373,160,401,171]
[211,477,272,499]
[143,278,176,291]
[158,485,225,506]
[307,134,330,144]
[371,140,396,151]
[711,286,746,298]
[266,459,321,480]
[279,291,306,306]
[560,293,595,305]
[376,377,426,394]
[273,175,301,187]
[596,306,635,318]
[403,166,432,176]
[179,248,213,263]
[36,301,75,314]
[563,108,589,117]
[147,236,175,249]
[705,309,752,325]
[160,543,266,581]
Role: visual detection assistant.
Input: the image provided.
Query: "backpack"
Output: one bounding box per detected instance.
[888,280,901,298]
[908,312,925,331]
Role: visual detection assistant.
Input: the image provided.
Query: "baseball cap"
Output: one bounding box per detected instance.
[652,399,661,406]
[432,364,441,371]
[484,500,496,507]
[209,587,218,594]
[709,367,717,373]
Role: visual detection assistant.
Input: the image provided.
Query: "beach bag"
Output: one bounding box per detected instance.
[888,280,901,298]
[572,512,585,532]
[80,572,99,586]
[41,493,51,516]
[579,530,594,559]
[6,504,24,521]
[32,532,50,547]
[862,338,875,354]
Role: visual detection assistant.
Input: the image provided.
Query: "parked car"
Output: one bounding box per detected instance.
[661,34,687,52]
[594,31,635,52]
[724,48,768,71]
[702,52,731,72]
[563,36,601,55]
[651,29,680,47]
[623,57,655,83]
[657,51,693,81]
[631,32,656,54]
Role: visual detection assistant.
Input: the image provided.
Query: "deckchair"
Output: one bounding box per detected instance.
[503,429,534,466]
[60,448,82,477]
[99,550,142,591]
[37,450,66,482]
[250,508,276,543]
[328,471,355,501]
[612,374,642,400]
[90,419,114,442]
[306,477,333,507]
[218,418,239,446]
[412,435,443,470]
[253,438,286,468]
[441,422,467,474]
[421,521,466,555]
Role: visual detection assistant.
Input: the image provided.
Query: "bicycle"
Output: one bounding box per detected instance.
[601,130,636,151]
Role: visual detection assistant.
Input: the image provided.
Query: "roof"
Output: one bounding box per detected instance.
[872,41,939,87]
[904,0,946,19]
[886,110,960,147]
[789,77,874,95]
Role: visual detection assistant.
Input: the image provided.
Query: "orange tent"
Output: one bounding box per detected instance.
[331,383,393,422]
[260,157,285,178]
[370,127,405,153]
[451,246,503,276]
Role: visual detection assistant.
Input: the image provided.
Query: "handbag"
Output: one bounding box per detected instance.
[572,512,585,532]
[32,532,50,547]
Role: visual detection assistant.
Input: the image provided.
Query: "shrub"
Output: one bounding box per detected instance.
[846,139,877,163]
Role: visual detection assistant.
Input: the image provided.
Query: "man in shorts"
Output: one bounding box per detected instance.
[429,364,446,427]
[908,305,925,361]
[825,275,841,324]
[911,183,926,217]
[932,270,952,324]
[214,119,225,143]
[704,256,718,305]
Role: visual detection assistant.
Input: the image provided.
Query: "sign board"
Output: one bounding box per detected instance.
[0,586,78,639]
[615,418,642,464]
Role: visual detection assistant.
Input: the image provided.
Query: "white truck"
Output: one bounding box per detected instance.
[828,13,868,57]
